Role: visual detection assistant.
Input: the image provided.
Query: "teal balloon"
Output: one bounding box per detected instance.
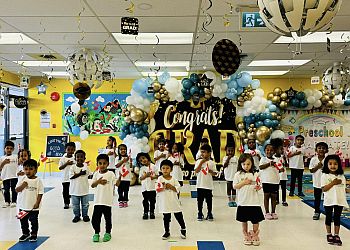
[269,104,277,112]
[190,73,200,83]
[271,119,279,128]
[290,98,300,107]
[181,88,189,94]
[345,100,350,106]
[255,121,264,128]
[296,92,306,100]
[264,119,273,128]
[299,99,308,108]
[190,86,199,95]
[182,78,193,89]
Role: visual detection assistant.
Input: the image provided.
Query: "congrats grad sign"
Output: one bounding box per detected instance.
[149,97,239,180]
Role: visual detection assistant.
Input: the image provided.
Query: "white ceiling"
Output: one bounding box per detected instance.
[0,0,349,79]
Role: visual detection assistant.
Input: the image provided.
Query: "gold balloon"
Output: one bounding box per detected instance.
[153,82,161,92]
[125,117,131,123]
[280,92,288,100]
[248,92,254,98]
[159,88,165,94]
[238,130,247,138]
[326,100,334,108]
[253,128,257,132]
[127,105,134,111]
[130,108,145,122]
[244,96,249,101]
[160,93,165,98]
[238,96,244,102]
[248,128,253,132]
[164,90,168,95]
[272,95,281,103]
[277,115,282,121]
[237,101,244,106]
[273,87,282,96]
[271,112,278,119]
[321,95,330,103]
[249,124,255,128]
[161,97,169,103]
[154,92,161,100]
[124,111,130,116]
[247,132,256,140]
[243,138,249,144]
[267,93,274,100]
[237,122,245,130]
[279,101,288,109]
[256,126,271,144]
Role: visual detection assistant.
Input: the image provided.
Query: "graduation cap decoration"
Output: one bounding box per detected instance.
[212,39,241,76]
[121,17,139,35]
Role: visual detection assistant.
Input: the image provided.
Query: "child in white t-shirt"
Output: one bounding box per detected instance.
[321,154,349,246]
[91,154,117,243]
[15,159,44,242]
[154,139,169,174]
[138,152,158,220]
[115,144,132,208]
[17,149,31,178]
[309,142,328,220]
[156,160,186,240]
[287,135,305,197]
[0,140,18,208]
[58,142,76,209]
[222,143,238,207]
[103,136,117,174]
[70,150,91,223]
[244,139,262,171]
[168,142,185,188]
[194,144,217,221]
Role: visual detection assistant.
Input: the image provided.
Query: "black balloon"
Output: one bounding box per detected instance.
[212,39,241,76]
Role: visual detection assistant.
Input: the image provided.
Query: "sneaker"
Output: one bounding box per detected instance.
[124,202,128,207]
[150,213,155,219]
[289,193,294,197]
[92,234,100,242]
[83,216,90,222]
[206,213,214,221]
[232,201,237,207]
[10,202,16,208]
[197,213,204,221]
[119,202,123,208]
[162,232,170,240]
[103,233,111,242]
[19,234,30,242]
[333,235,342,246]
[271,213,278,220]
[142,213,148,220]
[313,213,320,220]
[64,204,69,209]
[298,192,305,197]
[29,235,37,242]
[265,213,273,220]
[282,202,289,206]
[180,229,186,239]
[228,201,234,207]
[2,202,10,208]
[327,234,334,245]
[72,216,81,223]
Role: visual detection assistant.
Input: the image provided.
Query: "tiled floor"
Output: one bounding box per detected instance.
[0,175,349,250]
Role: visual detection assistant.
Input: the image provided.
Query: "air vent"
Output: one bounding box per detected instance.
[39,54,57,60]
[27,53,66,61]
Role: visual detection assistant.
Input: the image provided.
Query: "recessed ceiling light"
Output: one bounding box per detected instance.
[0,33,37,44]
[243,71,289,76]
[141,71,189,77]
[14,61,69,67]
[113,33,193,44]
[248,60,310,67]
[135,61,190,67]
[274,31,350,43]
[137,3,152,10]
[42,71,69,76]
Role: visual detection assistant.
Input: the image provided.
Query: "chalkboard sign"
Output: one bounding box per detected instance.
[45,135,69,158]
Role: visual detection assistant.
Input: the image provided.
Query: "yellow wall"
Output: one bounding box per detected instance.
[28,76,319,172]
[1,70,20,85]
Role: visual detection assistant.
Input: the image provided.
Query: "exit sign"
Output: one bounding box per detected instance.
[241,12,266,29]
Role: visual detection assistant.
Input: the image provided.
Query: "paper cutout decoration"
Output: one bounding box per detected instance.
[36,82,48,95]
[156,180,164,192]
[121,165,130,177]
[212,39,241,76]
[121,17,139,35]
[201,164,209,175]
[16,210,29,219]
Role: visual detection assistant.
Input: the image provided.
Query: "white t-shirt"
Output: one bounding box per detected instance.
[139,163,157,192]
[100,148,117,170]
[274,155,287,181]
[195,159,217,190]
[58,154,75,183]
[233,171,262,206]
[222,156,238,181]
[154,150,169,173]
[321,174,349,208]
[16,176,44,211]
[259,157,280,184]
[92,171,116,207]
[116,156,132,181]
[69,164,91,196]
[244,149,261,170]
[0,155,18,180]
[309,156,324,188]
[168,154,184,181]
[288,146,305,169]
[156,176,182,213]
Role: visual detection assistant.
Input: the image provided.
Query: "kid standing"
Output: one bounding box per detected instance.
[288,135,305,197]
[104,136,117,174]
[195,138,214,160]
[0,141,18,208]
[15,159,44,242]
[138,152,158,219]
[168,142,185,186]
[58,142,76,209]
[115,144,132,208]
[17,149,31,178]
[156,160,186,240]
[233,153,264,246]
[194,144,217,221]
[154,139,169,174]
[91,154,117,243]
[259,144,280,220]
[244,139,261,171]
[222,143,238,207]
[309,142,328,220]
[70,150,91,223]
[321,154,349,246]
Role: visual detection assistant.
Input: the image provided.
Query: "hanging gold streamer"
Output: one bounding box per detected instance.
[125,1,135,14]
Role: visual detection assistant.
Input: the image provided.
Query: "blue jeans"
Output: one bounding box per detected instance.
[71,195,89,218]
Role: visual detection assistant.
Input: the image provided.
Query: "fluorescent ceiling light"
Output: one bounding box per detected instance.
[42,71,69,76]
[243,71,289,76]
[141,71,189,77]
[14,61,69,67]
[248,60,310,67]
[135,61,190,67]
[0,33,37,44]
[274,31,350,44]
[113,33,193,44]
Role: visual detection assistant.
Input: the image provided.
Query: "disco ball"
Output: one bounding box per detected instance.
[322,62,350,95]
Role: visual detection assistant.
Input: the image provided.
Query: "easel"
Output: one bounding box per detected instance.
[42,159,54,179]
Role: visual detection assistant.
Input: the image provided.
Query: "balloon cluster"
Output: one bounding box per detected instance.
[163,78,184,102]
[153,81,170,103]
[237,88,267,117]
[181,73,206,101]
[267,87,288,109]
[119,123,149,140]
[122,105,148,124]
[122,135,150,159]
[126,78,154,113]
[304,89,323,109]
[289,91,308,108]
[237,85,254,107]
[320,88,335,108]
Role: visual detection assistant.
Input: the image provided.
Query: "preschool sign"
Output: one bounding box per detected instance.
[281,111,350,157]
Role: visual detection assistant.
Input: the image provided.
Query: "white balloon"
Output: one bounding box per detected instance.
[314,100,322,108]
[254,88,264,97]
[71,102,80,113]
[271,130,285,139]
[80,130,89,140]
[74,141,81,150]
[304,89,313,97]
[307,96,316,104]
[221,84,228,92]
[314,90,322,100]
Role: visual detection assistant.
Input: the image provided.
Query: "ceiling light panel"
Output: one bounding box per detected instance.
[135,61,189,67]
[248,60,310,67]
[42,71,69,76]
[113,33,193,44]
[141,71,189,77]
[242,71,289,76]
[14,61,69,67]
[0,33,37,44]
[274,31,350,43]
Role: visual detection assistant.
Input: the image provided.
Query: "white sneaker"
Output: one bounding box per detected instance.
[10,202,16,208]
[2,202,10,208]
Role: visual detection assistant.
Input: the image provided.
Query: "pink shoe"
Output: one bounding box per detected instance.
[124,202,128,207]
[265,213,273,220]
[271,213,278,220]
[119,202,123,208]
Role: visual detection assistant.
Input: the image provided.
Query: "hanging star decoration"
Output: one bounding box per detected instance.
[286,87,297,99]
[198,74,213,88]
[36,82,48,95]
